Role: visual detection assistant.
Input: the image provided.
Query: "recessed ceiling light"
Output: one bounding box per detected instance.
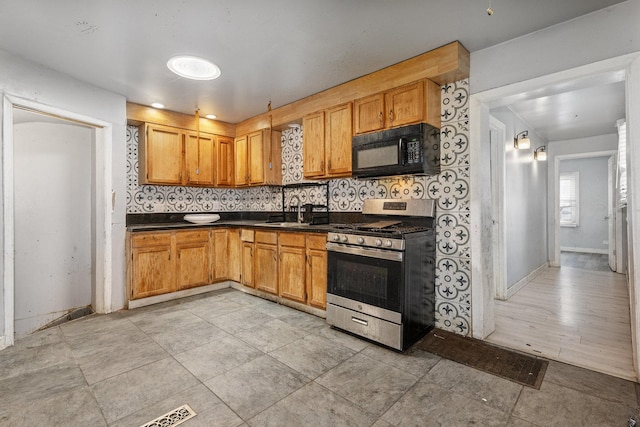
[167,56,221,80]
[205,114,217,120]
[151,102,165,109]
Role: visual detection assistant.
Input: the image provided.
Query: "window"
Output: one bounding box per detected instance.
[559,172,579,227]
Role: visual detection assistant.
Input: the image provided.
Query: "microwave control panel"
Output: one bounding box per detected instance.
[405,138,422,164]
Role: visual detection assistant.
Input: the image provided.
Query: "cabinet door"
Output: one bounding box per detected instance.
[248,130,265,185]
[185,132,215,186]
[306,234,327,309]
[325,103,353,177]
[255,242,278,294]
[385,81,424,128]
[176,242,210,290]
[131,245,174,299]
[302,112,325,178]
[264,129,283,186]
[227,229,241,282]
[278,237,307,303]
[354,93,384,135]
[212,228,229,281]
[234,135,249,186]
[139,124,184,185]
[241,241,254,287]
[216,136,235,186]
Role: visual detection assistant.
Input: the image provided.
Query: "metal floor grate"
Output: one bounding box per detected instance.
[139,404,196,427]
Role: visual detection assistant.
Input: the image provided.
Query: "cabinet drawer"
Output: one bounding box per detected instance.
[306,233,327,250]
[131,232,172,247]
[255,230,278,245]
[240,229,255,242]
[278,232,305,247]
[176,229,210,243]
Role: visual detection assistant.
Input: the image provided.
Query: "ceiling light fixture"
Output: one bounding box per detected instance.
[205,114,217,120]
[514,130,531,150]
[151,102,165,109]
[534,146,547,161]
[167,56,221,80]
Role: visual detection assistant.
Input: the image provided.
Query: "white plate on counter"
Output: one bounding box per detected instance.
[183,214,220,224]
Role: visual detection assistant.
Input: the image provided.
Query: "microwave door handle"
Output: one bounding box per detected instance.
[398,138,406,165]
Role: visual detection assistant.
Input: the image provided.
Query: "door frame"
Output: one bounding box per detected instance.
[489,116,507,300]
[2,95,113,348]
[469,53,639,380]
[551,151,617,267]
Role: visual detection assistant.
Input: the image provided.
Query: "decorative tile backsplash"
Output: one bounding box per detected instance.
[126,79,472,335]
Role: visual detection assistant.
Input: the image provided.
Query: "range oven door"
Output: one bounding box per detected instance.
[326,243,404,314]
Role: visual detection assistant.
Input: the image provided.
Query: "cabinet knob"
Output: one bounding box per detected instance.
[388,110,394,123]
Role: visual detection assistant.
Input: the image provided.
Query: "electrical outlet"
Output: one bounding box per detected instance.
[212,200,221,211]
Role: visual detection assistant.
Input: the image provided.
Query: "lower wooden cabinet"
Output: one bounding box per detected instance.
[130,232,174,299]
[306,234,328,309]
[176,230,211,291]
[278,233,307,303]
[255,231,279,294]
[128,227,327,311]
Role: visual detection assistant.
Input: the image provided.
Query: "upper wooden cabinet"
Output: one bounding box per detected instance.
[139,122,224,187]
[185,131,216,186]
[303,102,353,179]
[216,136,235,187]
[354,80,441,135]
[138,123,184,185]
[234,129,282,187]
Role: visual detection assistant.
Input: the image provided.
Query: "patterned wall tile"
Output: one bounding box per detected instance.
[435,301,471,335]
[435,212,470,258]
[426,167,470,212]
[440,122,469,168]
[436,256,471,305]
[441,80,469,123]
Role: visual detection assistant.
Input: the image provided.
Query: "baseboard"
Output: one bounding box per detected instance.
[0,335,11,351]
[229,282,326,318]
[507,262,549,299]
[128,281,232,309]
[561,246,608,255]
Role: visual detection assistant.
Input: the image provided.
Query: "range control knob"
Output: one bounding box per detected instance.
[341,235,349,242]
[357,237,365,244]
[375,239,383,247]
[384,240,393,248]
[332,234,341,242]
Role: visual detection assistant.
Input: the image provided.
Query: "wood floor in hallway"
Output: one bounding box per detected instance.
[486,262,635,381]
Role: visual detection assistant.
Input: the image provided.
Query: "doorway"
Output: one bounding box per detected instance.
[469,54,640,380]
[2,95,113,348]
[13,109,94,337]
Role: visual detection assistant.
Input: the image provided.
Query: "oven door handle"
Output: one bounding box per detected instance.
[326,242,403,262]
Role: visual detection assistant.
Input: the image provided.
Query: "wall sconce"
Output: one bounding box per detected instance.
[514,130,530,150]
[534,146,547,161]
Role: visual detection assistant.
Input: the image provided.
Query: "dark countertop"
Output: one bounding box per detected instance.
[127,220,336,233]
[126,211,364,233]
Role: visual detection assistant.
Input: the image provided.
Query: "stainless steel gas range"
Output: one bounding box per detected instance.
[325,198,436,351]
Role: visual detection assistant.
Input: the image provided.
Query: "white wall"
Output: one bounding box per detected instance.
[547,134,618,262]
[471,0,640,94]
[0,48,127,345]
[559,156,610,253]
[13,122,92,336]
[489,107,548,288]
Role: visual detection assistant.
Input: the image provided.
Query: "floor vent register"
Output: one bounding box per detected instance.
[139,404,196,427]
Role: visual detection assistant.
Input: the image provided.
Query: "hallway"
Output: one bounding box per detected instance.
[487,261,634,381]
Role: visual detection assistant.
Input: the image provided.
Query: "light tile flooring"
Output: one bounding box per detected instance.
[488,254,635,381]
[1,288,638,426]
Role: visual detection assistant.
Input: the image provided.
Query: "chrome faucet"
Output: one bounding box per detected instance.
[289,195,303,223]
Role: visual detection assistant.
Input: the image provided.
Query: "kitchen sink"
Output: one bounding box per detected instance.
[259,222,312,228]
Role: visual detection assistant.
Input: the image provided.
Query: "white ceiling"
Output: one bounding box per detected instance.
[1,0,627,140]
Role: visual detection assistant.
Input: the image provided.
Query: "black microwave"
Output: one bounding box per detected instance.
[351,123,440,178]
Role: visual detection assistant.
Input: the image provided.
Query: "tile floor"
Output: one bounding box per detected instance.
[1,288,638,426]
